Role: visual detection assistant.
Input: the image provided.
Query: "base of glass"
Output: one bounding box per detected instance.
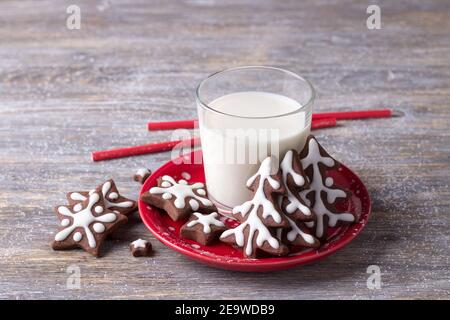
[207,194,235,218]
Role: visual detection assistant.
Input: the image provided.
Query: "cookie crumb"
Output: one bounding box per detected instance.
[134,168,152,184]
[130,239,153,257]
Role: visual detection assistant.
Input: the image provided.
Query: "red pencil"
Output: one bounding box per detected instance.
[147,109,393,131]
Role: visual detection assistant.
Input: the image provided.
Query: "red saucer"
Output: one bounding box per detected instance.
[139,150,371,272]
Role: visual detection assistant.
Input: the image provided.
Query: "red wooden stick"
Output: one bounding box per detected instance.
[147,109,393,131]
[92,137,201,162]
[312,109,392,120]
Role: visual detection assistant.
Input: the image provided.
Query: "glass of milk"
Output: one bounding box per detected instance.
[196,66,314,215]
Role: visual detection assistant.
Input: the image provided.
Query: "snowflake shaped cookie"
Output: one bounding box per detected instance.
[141,175,215,221]
[67,179,137,216]
[299,135,358,239]
[181,212,227,245]
[52,191,128,256]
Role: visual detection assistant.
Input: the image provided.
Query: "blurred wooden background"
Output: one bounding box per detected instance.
[0,0,449,299]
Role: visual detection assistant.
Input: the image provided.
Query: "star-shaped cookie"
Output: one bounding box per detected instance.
[52,190,128,257]
[181,212,227,245]
[140,175,216,221]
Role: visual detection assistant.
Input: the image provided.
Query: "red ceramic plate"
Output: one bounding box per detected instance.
[139,150,371,272]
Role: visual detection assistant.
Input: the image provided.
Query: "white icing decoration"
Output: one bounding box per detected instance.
[70,193,86,201]
[299,138,355,238]
[61,219,70,227]
[73,232,82,242]
[280,150,311,216]
[108,192,119,200]
[73,203,82,212]
[196,189,206,196]
[221,157,283,256]
[325,177,333,187]
[285,216,316,244]
[69,181,134,211]
[131,238,148,249]
[54,192,118,248]
[93,223,105,233]
[94,206,103,214]
[189,199,199,211]
[187,212,225,234]
[162,193,173,200]
[181,172,191,180]
[149,176,212,210]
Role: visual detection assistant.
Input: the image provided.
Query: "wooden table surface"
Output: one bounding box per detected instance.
[0,0,449,300]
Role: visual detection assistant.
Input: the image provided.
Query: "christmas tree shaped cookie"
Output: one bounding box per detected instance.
[299,135,358,239]
[220,156,289,258]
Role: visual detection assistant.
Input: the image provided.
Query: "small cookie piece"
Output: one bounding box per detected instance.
[130,239,152,257]
[299,135,358,240]
[220,157,289,258]
[140,175,215,221]
[52,191,128,257]
[134,168,151,184]
[279,150,315,222]
[181,212,227,245]
[67,179,137,216]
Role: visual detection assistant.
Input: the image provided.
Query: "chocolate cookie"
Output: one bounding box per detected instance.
[141,175,215,221]
[52,191,128,257]
[299,135,358,240]
[67,179,137,216]
[130,239,153,257]
[180,212,227,245]
[231,157,289,228]
[279,149,316,222]
[220,156,289,258]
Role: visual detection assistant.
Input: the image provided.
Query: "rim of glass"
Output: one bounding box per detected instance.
[195,66,315,119]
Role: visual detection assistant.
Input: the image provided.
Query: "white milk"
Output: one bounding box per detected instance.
[199,91,311,212]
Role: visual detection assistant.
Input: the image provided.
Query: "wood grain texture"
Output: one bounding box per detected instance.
[0,0,449,300]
